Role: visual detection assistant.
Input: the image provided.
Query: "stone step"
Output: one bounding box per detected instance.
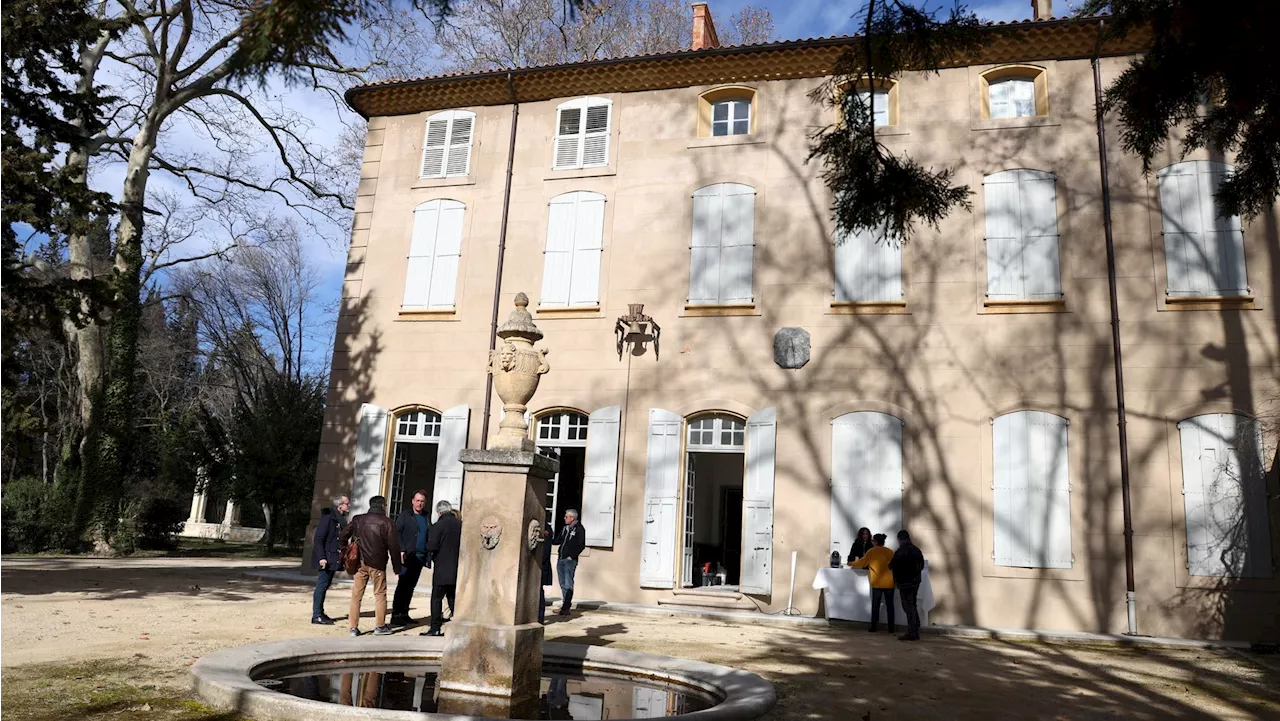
[657,594,758,611]
[671,586,745,600]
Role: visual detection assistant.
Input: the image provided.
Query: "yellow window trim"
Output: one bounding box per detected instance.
[979,65,1049,120]
[834,77,900,128]
[696,86,758,138]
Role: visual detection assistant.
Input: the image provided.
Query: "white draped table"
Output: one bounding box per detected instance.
[812,561,934,625]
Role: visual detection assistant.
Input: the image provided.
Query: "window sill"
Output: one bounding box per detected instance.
[397,309,459,321]
[828,300,908,315]
[687,136,766,149]
[411,175,475,189]
[681,303,759,317]
[536,305,602,319]
[1163,295,1256,311]
[982,563,1082,581]
[982,298,1067,314]
[971,116,1060,132]
[543,166,616,181]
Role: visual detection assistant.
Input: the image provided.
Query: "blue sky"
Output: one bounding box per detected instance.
[731,0,1044,40]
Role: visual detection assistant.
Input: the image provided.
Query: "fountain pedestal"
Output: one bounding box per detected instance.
[437,449,555,713]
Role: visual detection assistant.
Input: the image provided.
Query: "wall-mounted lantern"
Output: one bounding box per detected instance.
[615,303,660,360]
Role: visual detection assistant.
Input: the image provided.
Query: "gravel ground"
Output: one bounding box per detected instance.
[2,556,1278,720]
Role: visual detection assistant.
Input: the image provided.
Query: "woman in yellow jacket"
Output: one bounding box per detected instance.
[848,533,895,633]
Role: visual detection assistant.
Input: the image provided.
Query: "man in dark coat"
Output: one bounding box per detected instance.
[888,529,926,641]
[421,500,461,636]
[556,509,586,615]
[340,495,402,636]
[539,522,554,624]
[311,495,350,624]
[391,490,430,626]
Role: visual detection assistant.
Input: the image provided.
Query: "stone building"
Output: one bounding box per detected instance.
[308,2,1280,641]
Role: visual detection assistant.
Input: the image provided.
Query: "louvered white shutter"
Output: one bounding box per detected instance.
[432,404,469,521]
[581,103,610,167]
[1198,164,1248,296]
[427,200,464,309]
[553,107,583,170]
[830,417,858,556]
[993,412,1031,567]
[403,203,440,308]
[985,172,1022,300]
[1179,415,1216,575]
[640,409,681,588]
[1029,412,1071,568]
[351,403,389,517]
[420,118,448,178]
[569,192,605,305]
[688,188,722,304]
[1180,414,1272,578]
[985,170,1062,301]
[834,225,903,302]
[741,407,776,595]
[1159,161,1249,297]
[540,196,576,306]
[1020,171,1063,300]
[582,405,621,547]
[444,113,474,177]
[720,184,756,303]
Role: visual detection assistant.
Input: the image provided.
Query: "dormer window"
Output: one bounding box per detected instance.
[711,98,751,136]
[980,66,1048,120]
[856,89,891,127]
[553,97,611,170]
[420,110,475,179]
[836,79,899,128]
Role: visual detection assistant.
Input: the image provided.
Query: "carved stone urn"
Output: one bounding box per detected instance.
[489,292,549,450]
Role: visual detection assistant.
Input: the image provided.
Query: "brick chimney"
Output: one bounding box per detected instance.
[1031,0,1052,20]
[691,2,721,51]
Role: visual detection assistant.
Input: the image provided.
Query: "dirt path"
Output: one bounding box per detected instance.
[2,557,1277,720]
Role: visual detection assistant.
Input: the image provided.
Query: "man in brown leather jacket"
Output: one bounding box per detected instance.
[340,495,403,636]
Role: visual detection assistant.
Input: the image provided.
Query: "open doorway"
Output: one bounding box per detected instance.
[535,411,588,536]
[388,410,440,517]
[682,415,745,588]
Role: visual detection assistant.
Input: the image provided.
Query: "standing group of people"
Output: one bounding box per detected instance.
[845,527,927,641]
[310,494,588,633]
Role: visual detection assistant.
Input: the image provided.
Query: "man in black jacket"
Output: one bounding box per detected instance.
[556,509,586,616]
[340,495,403,636]
[391,491,430,627]
[421,500,461,636]
[310,495,350,624]
[888,529,926,641]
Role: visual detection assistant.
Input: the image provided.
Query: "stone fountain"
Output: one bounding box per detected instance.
[189,293,775,720]
[437,292,557,716]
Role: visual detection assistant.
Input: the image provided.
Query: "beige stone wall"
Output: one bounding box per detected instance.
[309,54,1280,641]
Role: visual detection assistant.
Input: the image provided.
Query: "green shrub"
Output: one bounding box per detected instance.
[1,477,76,552]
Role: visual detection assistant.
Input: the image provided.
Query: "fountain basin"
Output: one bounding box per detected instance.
[191,637,775,720]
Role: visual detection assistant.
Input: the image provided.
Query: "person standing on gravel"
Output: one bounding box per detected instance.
[310,495,350,625]
[556,509,586,616]
[888,529,926,641]
[341,495,402,636]
[391,490,431,627]
[421,501,461,637]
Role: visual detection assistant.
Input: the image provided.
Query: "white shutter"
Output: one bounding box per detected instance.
[403,203,440,308]
[688,188,722,304]
[832,412,904,555]
[444,113,474,177]
[994,411,1071,569]
[540,195,577,307]
[834,225,902,302]
[829,417,857,556]
[553,107,583,170]
[741,407,776,595]
[640,408,681,588]
[432,404,469,521]
[351,403,389,516]
[1029,412,1071,568]
[427,200,464,310]
[1180,414,1272,578]
[1020,170,1063,300]
[567,695,604,720]
[569,192,605,306]
[1160,161,1248,297]
[985,172,1023,300]
[581,103,610,167]
[420,118,448,178]
[631,687,669,718]
[582,405,621,547]
[720,185,756,303]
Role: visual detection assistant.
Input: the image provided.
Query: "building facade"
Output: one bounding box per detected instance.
[309,7,1280,641]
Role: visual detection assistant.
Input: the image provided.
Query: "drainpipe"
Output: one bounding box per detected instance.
[480,73,520,449]
[1093,20,1139,636]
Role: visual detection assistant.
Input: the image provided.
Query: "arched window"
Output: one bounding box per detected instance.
[697,86,757,137]
[686,413,744,451]
[983,169,1062,301]
[389,407,442,515]
[1177,413,1271,577]
[420,110,475,178]
[539,191,606,308]
[536,410,590,531]
[402,199,465,311]
[980,66,1048,120]
[1157,161,1249,298]
[553,97,611,170]
[689,183,756,305]
[992,410,1071,569]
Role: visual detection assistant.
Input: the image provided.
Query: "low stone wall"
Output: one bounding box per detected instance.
[179,521,266,543]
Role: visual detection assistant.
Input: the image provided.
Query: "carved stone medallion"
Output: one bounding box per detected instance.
[773,327,811,369]
[527,520,542,552]
[479,516,503,550]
